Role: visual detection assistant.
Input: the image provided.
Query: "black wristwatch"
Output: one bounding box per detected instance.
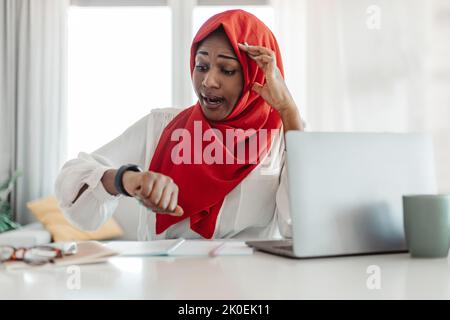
[114,164,142,197]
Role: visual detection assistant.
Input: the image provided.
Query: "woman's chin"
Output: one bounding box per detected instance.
[200,104,230,121]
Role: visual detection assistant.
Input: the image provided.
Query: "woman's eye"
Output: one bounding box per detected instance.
[222,69,236,76]
[195,65,208,72]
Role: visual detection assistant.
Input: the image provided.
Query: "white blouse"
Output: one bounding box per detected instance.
[55,108,292,240]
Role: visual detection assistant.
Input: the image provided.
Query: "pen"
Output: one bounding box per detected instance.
[166,238,185,255]
[209,242,227,257]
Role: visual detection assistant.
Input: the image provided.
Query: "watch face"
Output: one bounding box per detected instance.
[127,164,142,172]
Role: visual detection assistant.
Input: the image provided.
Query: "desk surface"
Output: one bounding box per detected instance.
[1,251,450,299]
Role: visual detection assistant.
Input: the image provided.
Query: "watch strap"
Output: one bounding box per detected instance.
[114,164,142,197]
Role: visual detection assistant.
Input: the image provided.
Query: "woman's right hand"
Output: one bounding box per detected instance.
[122,170,184,216]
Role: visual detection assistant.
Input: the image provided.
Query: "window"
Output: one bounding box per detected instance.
[68,6,171,159]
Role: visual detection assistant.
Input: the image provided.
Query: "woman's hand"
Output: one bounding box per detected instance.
[122,170,184,216]
[238,43,304,132]
[238,42,296,113]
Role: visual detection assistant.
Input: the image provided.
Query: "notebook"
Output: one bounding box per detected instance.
[105,239,254,257]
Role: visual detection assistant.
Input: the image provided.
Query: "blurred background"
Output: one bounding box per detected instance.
[1,0,449,224]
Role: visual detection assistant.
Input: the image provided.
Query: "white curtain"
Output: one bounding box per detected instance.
[0,0,69,223]
[428,0,450,193]
[0,2,14,185]
[273,0,450,192]
[271,0,308,120]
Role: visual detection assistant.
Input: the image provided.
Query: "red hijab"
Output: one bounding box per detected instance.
[149,9,284,238]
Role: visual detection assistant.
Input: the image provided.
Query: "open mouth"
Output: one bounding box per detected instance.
[201,94,225,110]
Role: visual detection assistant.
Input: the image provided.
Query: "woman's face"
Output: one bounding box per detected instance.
[193,31,244,121]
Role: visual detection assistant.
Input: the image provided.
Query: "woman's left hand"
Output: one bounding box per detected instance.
[238,43,296,113]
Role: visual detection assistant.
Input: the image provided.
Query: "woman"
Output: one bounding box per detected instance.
[55,9,304,240]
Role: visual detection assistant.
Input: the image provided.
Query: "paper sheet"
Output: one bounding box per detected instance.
[105,239,254,257]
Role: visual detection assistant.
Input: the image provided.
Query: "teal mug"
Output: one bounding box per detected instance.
[403,195,450,258]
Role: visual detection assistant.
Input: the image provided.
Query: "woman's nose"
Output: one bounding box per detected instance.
[202,70,220,89]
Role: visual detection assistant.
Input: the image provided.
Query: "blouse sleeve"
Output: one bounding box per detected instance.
[54,114,150,231]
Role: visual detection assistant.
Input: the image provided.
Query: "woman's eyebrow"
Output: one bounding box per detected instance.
[197,50,238,61]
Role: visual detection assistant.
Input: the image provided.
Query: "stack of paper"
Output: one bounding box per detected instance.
[105,239,254,257]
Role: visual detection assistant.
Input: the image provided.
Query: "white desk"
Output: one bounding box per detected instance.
[1,252,450,299]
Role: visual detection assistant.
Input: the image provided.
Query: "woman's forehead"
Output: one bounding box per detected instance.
[196,31,236,57]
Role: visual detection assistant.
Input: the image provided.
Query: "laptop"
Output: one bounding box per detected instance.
[246,132,437,258]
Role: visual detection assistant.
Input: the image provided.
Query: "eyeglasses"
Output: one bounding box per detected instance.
[0,243,77,265]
